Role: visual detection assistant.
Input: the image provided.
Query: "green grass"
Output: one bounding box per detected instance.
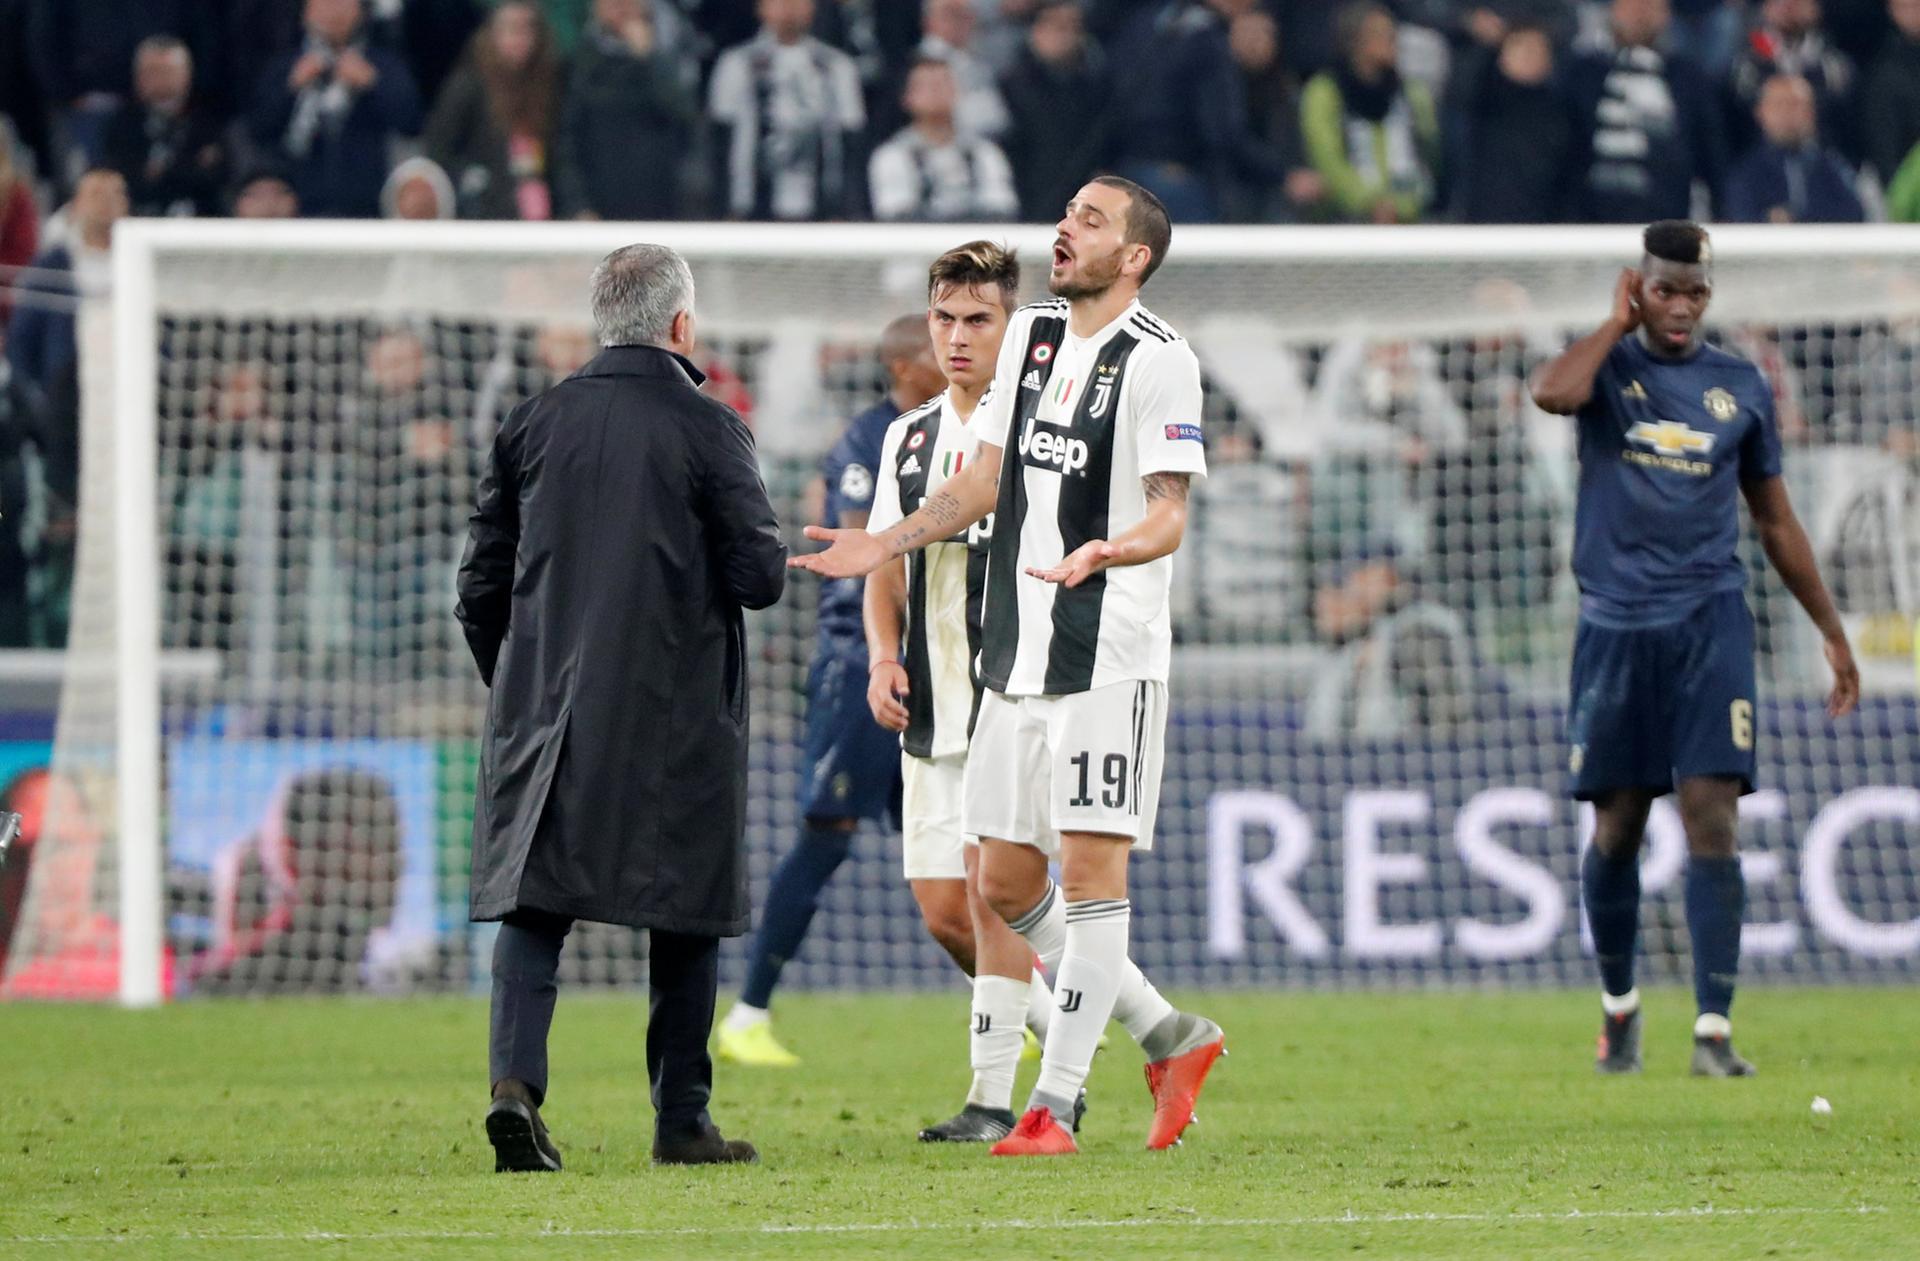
[3,987,1916,1259]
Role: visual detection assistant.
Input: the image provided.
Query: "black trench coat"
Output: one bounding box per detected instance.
[456,345,786,935]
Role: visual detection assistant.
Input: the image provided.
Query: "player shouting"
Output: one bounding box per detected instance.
[1530,220,1859,1077]
[795,177,1225,1156]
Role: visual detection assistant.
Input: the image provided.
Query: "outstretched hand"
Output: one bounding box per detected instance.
[788,526,890,580]
[1824,635,1860,720]
[1026,539,1122,589]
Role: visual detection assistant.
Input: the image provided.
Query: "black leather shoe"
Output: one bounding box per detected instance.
[486,1087,562,1173]
[652,1121,760,1165]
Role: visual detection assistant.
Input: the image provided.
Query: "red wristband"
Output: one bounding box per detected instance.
[868,658,899,673]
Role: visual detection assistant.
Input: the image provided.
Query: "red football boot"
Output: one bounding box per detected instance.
[1143,1020,1225,1150]
[989,1106,1079,1157]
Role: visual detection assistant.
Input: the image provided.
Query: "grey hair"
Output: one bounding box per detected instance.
[589,244,696,348]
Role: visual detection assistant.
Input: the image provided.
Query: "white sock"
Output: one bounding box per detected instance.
[1007,881,1173,1049]
[1024,970,1053,1043]
[1602,987,1641,1016]
[967,975,1029,1111]
[722,1002,768,1032]
[1694,1012,1732,1038]
[1029,899,1130,1117]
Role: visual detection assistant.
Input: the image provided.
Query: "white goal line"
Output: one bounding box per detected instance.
[6,1202,1890,1246]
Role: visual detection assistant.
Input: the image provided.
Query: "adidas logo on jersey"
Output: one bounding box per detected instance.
[1021,369,1043,391]
[899,454,922,477]
[1019,419,1090,476]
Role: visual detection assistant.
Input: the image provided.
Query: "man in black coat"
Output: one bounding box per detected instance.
[456,243,786,1171]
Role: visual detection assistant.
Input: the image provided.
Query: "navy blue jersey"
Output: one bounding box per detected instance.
[815,398,900,650]
[1572,336,1783,628]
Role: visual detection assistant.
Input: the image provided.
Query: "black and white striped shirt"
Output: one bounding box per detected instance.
[973,300,1207,696]
[869,391,993,757]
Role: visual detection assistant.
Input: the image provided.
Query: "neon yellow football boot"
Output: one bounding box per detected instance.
[717,1018,800,1068]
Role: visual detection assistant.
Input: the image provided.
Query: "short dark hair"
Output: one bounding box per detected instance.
[1644,219,1711,267]
[927,239,1021,311]
[1088,174,1172,285]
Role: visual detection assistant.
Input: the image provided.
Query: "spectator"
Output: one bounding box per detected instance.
[707,0,865,220]
[6,168,123,407]
[0,354,52,646]
[1104,0,1293,223]
[229,165,302,218]
[1890,139,1920,220]
[1300,2,1441,223]
[1227,9,1328,221]
[867,57,1018,221]
[1860,0,1920,186]
[998,0,1115,221]
[1728,0,1859,159]
[555,0,700,220]
[0,133,39,326]
[1300,543,1481,739]
[251,0,425,219]
[24,0,212,183]
[1456,23,1577,221]
[375,0,486,111]
[911,0,1012,138]
[424,1,562,220]
[4,168,124,649]
[381,155,458,219]
[1565,0,1726,222]
[1667,0,1748,77]
[100,37,228,218]
[1724,73,1867,220]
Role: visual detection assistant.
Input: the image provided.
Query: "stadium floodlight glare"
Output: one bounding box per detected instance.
[4,219,1913,1008]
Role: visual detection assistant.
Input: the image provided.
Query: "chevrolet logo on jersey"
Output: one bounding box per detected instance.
[1626,420,1715,456]
[1019,418,1090,476]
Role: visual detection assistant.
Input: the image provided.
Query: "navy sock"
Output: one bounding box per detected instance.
[1685,855,1744,1018]
[738,822,853,1010]
[1581,844,1641,998]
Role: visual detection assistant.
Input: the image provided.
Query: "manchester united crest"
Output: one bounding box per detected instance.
[1703,387,1738,422]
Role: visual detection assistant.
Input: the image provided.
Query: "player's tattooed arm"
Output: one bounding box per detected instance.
[1143,472,1191,504]
[1027,471,1193,588]
[791,444,1001,579]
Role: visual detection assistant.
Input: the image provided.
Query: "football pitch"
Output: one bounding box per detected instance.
[4,987,1915,1260]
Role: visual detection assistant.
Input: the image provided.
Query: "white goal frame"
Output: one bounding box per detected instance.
[103,219,1920,1005]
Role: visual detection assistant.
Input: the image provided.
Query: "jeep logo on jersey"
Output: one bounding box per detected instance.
[1019,418,1090,476]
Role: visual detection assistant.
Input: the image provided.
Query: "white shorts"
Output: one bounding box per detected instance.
[961,680,1167,856]
[900,752,969,880]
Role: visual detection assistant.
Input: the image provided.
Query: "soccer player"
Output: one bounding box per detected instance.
[716,315,945,1068]
[864,240,1060,1143]
[794,177,1225,1156]
[1529,220,1859,1076]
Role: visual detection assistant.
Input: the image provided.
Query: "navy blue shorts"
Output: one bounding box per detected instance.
[799,646,903,824]
[1567,589,1758,801]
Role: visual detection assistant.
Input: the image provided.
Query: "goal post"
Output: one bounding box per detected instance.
[10,218,1917,1005]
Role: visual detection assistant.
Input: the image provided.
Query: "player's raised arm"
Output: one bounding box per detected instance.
[1529,268,1641,415]
[1741,475,1860,719]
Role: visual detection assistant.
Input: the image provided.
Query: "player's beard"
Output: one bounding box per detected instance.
[1049,246,1125,301]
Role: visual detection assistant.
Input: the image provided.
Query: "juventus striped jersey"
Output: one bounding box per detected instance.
[869,391,993,759]
[973,299,1207,697]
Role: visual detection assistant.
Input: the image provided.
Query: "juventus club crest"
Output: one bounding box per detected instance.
[1088,364,1119,420]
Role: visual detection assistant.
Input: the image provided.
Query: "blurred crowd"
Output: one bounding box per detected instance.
[0,0,1918,239]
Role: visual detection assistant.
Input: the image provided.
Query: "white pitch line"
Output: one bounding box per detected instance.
[5,1204,1890,1245]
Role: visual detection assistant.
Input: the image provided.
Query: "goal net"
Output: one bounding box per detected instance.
[5,221,1918,1004]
